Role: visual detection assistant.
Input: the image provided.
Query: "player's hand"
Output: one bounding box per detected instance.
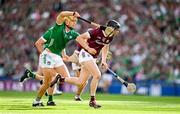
[101,62,108,70]
[62,55,70,62]
[87,48,97,55]
[69,53,79,63]
[73,12,80,18]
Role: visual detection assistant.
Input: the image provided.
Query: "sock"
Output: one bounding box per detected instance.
[90,96,95,101]
[61,78,65,82]
[28,71,36,79]
[36,97,41,101]
[57,74,65,82]
[48,95,53,101]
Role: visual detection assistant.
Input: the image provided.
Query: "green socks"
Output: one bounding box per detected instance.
[28,71,36,79]
[48,95,53,101]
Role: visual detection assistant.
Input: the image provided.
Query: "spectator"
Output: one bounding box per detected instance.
[0,0,179,83]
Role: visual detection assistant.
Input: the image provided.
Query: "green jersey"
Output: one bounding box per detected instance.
[42,22,79,56]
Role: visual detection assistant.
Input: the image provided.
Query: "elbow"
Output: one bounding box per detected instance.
[35,41,43,48]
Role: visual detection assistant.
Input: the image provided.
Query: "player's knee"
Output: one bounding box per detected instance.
[94,73,101,80]
[78,83,84,88]
[78,81,83,87]
[97,75,101,80]
[79,81,88,88]
[78,80,86,87]
[82,81,88,86]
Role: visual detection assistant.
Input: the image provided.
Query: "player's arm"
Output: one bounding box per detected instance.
[61,49,70,62]
[56,11,80,25]
[35,38,46,54]
[101,44,109,69]
[76,32,96,55]
[61,49,66,57]
[61,49,67,59]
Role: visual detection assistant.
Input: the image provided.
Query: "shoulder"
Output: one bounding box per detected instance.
[88,28,102,36]
[71,29,79,35]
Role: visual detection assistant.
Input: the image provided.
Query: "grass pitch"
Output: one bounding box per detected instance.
[0,91,180,114]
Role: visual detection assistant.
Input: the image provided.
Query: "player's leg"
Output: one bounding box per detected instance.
[35,67,44,80]
[33,68,57,107]
[46,83,56,106]
[39,67,57,106]
[50,64,90,104]
[36,67,47,96]
[19,66,44,83]
[74,69,88,101]
[37,67,57,106]
[78,49,101,108]
[20,65,56,105]
[32,50,59,107]
[71,63,86,101]
[81,60,101,108]
[49,63,100,108]
[51,65,90,93]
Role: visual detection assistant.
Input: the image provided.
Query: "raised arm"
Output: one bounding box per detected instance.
[56,11,80,25]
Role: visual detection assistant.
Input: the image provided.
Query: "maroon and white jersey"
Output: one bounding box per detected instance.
[77,28,114,58]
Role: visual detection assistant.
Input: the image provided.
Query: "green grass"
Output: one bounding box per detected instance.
[0,91,180,114]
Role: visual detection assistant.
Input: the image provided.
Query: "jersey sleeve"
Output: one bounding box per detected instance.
[42,29,52,42]
[88,28,96,38]
[71,31,80,39]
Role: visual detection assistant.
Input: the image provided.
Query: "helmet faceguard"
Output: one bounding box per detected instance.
[102,20,121,37]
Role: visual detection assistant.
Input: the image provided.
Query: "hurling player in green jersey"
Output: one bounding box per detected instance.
[20,11,81,107]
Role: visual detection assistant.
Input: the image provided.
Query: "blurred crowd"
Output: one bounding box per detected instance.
[0,0,179,82]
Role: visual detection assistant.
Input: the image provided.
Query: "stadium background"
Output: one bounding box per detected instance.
[0,0,179,96]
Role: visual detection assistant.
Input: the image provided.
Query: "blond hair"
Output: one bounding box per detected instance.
[63,16,77,22]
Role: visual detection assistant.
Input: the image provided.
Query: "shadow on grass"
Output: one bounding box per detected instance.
[0,104,53,110]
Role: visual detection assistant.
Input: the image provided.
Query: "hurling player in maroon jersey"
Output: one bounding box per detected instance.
[51,20,120,108]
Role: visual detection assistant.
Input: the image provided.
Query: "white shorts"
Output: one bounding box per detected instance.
[79,49,94,63]
[71,49,97,70]
[39,50,64,68]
